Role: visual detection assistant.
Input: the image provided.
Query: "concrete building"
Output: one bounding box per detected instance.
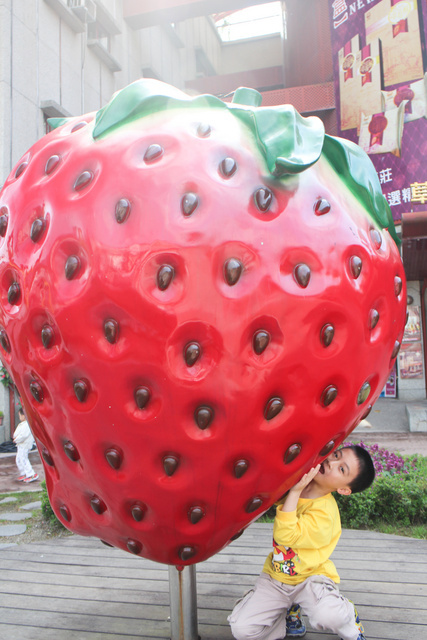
[0,0,220,186]
[0,0,336,189]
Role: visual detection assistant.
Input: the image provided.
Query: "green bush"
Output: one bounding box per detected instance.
[40,480,65,531]
[335,443,427,528]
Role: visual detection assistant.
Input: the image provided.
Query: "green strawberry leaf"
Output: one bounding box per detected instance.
[48,117,73,130]
[92,80,324,177]
[322,135,400,246]
[93,79,194,138]
[232,104,325,176]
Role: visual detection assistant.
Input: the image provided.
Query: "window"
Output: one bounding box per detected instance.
[212,2,284,43]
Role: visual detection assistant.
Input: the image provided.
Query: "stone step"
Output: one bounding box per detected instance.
[0,524,26,537]
[0,497,18,505]
[0,512,33,521]
[20,500,42,510]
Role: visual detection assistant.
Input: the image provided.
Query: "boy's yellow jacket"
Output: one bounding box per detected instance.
[262,493,341,585]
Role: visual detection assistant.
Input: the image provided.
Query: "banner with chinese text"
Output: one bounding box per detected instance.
[329,0,427,221]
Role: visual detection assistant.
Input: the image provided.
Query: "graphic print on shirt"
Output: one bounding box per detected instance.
[272,538,298,576]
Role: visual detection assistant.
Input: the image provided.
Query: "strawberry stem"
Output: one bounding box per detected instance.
[232,88,262,107]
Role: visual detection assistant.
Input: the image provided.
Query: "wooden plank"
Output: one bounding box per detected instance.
[0,593,229,626]
[0,568,173,592]
[6,599,426,640]
[2,556,424,589]
[1,576,425,611]
[0,606,426,640]
[0,579,172,604]
[1,557,426,594]
[338,580,427,597]
[1,569,425,609]
[0,626,145,640]
[2,560,427,592]
[0,625,399,640]
[0,609,232,639]
[2,590,426,626]
[3,543,427,580]
[7,544,427,567]
[354,603,427,624]
[355,620,427,640]
[228,540,427,554]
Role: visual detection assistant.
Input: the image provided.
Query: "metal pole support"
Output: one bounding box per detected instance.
[168,564,199,640]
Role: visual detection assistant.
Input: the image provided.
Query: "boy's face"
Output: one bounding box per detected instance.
[314,447,359,495]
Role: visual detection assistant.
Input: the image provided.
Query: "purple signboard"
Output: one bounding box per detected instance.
[329,0,427,221]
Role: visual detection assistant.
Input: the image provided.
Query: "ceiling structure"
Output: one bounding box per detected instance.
[124,0,335,120]
[123,0,274,29]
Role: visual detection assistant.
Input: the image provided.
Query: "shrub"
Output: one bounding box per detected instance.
[335,442,427,528]
[40,480,66,531]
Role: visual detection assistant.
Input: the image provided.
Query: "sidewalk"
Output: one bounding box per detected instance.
[352,397,427,456]
[0,449,45,494]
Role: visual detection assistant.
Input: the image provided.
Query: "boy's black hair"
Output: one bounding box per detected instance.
[345,444,375,494]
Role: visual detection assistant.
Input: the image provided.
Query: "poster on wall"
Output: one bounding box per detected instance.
[402,305,422,342]
[329,1,427,222]
[380,362,397,396]
[398,341,424,378]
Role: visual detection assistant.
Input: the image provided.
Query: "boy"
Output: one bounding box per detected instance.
[228,445,375,640]
[14,408,39,483]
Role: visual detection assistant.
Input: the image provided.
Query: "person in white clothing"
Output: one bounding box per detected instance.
[13,408,38,483]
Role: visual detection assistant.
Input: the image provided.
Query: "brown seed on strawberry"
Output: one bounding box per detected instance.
[194,406,214,430]
[115,198,131,223]
[284,444,302,465]
[30,218,46,243]
[253,330,270,354]
[64,441,80,462]
[319,440,336,457]
[41,325,55,349]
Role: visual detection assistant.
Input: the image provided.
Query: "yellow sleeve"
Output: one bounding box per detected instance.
[273,500,336,549]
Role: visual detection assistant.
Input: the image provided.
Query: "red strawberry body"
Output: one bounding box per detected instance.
[0,81,406,565]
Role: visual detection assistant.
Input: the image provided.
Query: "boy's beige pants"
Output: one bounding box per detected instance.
[228,573,361,640]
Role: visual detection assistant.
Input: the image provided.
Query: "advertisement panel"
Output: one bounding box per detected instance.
[399,305,425,380]
[399,342,424,378]
[329,1,427,221]
[402,305,422,342]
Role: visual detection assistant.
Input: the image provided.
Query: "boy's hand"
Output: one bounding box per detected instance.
[281,464,321,512]
[291,465,321,493]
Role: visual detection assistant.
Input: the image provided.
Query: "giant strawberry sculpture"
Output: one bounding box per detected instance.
[0,80,406,565]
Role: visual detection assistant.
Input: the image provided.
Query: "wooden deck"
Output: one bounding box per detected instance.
[0,524,426,639]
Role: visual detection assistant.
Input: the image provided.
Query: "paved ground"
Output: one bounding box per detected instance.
[352,397,427,455]
[0,450,45,494]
